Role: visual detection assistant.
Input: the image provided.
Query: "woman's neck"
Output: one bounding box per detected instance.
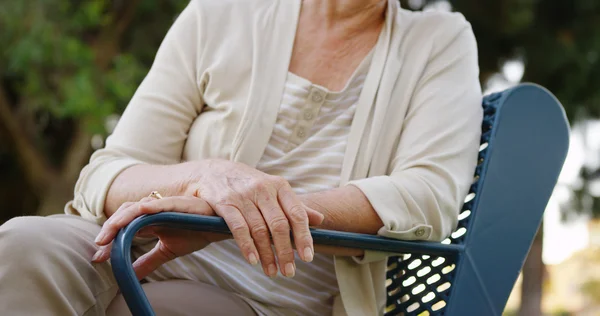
[301,0,387,35]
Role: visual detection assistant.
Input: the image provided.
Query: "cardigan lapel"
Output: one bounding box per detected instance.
[363,1,404,176]
[339,0,396,184]
[231,0,302,167]
[335,2,399,316]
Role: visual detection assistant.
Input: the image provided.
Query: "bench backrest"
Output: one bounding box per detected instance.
[385,84,570,315]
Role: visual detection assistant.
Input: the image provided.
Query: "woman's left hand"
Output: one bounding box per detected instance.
[93,196,228,279]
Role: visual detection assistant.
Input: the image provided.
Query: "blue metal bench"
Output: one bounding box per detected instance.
[111,83,570,315]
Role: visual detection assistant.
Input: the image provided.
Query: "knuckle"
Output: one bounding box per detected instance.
[250,224,270,239]
[137,203,149,212]
[288,205,308,223]
[218,192,244,206]
[229,221,249,235]
[238,238,256,252]
[277,248,295,260]
[251,180,268,193]
[269,217,290,234]
[104,220,118,230]
[242,199,258,211]
[271,176,288,187]
[157,243,176,260]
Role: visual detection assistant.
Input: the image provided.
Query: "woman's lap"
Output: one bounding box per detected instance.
[0,215,257,316]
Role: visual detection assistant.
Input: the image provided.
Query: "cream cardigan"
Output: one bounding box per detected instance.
[66,0,483,314]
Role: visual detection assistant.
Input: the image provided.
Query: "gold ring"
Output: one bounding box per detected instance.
[148,191,163,200]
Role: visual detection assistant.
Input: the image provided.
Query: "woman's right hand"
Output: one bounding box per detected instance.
[186,159,325,278]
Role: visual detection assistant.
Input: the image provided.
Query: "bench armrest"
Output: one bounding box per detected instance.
[110,212,460,316]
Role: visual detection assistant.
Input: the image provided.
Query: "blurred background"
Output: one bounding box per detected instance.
[1,0,599,315]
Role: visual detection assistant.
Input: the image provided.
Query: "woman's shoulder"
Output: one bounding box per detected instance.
[394,7,474,42]
[388,6,477,62]
[186,0,297,37]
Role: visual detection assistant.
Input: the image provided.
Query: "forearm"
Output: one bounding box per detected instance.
[301,185,384,257]
[302,185,382,234]
[105,162,384,257]
[104,162,199,218]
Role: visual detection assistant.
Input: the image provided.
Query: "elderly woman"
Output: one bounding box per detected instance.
[0,0,482,315]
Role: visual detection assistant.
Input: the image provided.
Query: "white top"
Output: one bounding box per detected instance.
[67,0,483,314]
[142,50,373,316]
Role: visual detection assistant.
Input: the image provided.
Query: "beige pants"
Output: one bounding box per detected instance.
[0,215,257,316]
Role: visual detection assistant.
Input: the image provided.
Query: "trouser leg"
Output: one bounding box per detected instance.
[0,215,261,316]
[0,215,117,316]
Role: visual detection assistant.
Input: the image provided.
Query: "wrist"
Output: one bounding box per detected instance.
[180,160,209,196]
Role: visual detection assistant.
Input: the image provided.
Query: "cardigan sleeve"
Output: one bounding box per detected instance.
[348,20,483,262]
[65,1,205,224]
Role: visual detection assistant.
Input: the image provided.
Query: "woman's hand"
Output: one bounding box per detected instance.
[185,159,324,278]
[93,196,227,279]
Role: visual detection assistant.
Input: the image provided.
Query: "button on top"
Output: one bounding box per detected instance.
[297,127,306,138]
[303,110,314,120]
[414,228,426,237]
[311,93,324,103]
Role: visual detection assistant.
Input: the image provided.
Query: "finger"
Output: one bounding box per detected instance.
[96,198,154,245]
[212,204,260,269]
[97,197,212,246]
[240,199,278,277]
[132,240,176,280]
[256,193,296,278]
[305,206,325,226]
[91,243,112,263]
[94,201,134,244]
[278,185,314,264]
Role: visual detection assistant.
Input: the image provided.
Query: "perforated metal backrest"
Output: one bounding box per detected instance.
[384,84,570,316]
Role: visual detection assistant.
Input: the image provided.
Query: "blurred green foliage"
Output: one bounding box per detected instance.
[403,0,600,120]
[0,0,188,219]
[1,1,185,133]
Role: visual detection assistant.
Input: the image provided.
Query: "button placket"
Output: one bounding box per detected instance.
[311,93,324,103]
[289,86,326,146]
[303,110,314,120]
[308,88,326,107]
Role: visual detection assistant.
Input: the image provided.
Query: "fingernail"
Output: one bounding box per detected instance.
[92,250,102,262]
[284,262,295,278]
[268,264,278,277]
[248,253,259,265]
[94,232,106,244]
[303,247,314,262]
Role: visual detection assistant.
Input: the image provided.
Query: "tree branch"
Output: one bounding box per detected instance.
[61,122,92,182]
[113,0,143,42]
[93,0,142,69]
[0,86,55,194]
